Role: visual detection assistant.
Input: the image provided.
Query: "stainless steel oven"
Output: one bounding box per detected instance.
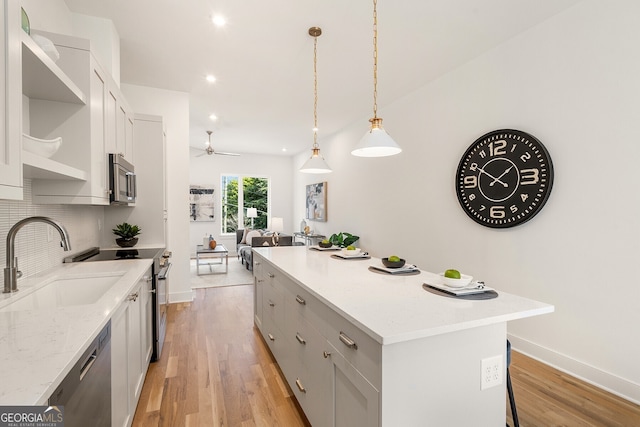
[64,247,170,361]
[108,153,136,205]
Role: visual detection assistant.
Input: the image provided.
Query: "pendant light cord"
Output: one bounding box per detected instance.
[372,0,379,119]
[313,34,319,149]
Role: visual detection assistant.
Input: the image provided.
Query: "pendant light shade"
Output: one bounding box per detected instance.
[300,147,332,173]
[352,0,401,158]
[352,117,402,157]
[300,27,332,174]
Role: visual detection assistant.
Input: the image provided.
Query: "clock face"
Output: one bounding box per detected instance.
[456,129,554,228]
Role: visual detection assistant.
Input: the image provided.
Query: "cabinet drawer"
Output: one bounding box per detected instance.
[288,315,332,427]
[263,280,284,329]
[326,310,382,390]
[284,282,328,337]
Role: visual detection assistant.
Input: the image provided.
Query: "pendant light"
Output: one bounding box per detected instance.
[351,0,401,157]
[300,27,332,174]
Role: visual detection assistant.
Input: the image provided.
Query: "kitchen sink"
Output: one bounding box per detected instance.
[0,273,125,312]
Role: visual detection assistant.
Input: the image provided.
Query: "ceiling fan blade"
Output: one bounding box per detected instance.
[195,151,207,157]
[214,151,241,156]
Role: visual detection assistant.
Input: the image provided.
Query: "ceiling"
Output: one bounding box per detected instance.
[62,0,582,157]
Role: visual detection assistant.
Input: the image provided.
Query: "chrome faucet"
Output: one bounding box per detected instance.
[3,216,71,293]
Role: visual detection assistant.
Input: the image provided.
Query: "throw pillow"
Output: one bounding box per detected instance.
[245,230,261,245]
[241,228,251,244]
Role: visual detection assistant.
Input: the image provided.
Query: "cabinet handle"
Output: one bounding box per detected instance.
[267,272,275,278]
[268,333,275,341]
[295,378,306,393]
[268,300,275,307]
[127,292,139,302]
[295,333,306,345]
[323,351,332,358]
[255,262,261,266]
[145,275,153,283]
[295,295,306,305]
[257,279,264,283]
[339,331,358,350]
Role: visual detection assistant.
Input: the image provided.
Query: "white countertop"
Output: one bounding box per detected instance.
[0,259,152,405]
[254,246,554,345]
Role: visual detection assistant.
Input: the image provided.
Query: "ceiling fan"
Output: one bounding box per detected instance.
[195,131,240,157]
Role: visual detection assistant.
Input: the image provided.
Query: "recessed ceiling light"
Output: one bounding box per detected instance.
[209,114,218,121]
[206,75,216,83]
[212,14,227,27]
[282,148,287,152]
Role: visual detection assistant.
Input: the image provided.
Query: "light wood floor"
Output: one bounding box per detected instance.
[133,285,640,427]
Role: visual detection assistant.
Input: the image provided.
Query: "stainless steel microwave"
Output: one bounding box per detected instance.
[108,153,136,205]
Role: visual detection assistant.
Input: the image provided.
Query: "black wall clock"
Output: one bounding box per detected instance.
[456,129,554,228]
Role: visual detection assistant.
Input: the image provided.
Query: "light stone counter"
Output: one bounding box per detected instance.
[254,246,554,345]
[0,259,152,405]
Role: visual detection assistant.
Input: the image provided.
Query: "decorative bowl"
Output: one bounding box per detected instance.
[440,273,473,288]
[341,247,361,257]
[382,257,406,268]
[23,134,61,158]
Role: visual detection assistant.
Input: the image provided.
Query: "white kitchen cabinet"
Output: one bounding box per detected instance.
[26,32,112,204]
[111,267,152,427]
[106,84,134,163]
[253,258,263,328]
[0,1,23,200]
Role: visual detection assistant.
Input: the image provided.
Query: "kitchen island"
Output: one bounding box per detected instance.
[253,246,553,426]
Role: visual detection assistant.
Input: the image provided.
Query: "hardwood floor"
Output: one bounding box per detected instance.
[133,285,640,427]
[133,285,308,427]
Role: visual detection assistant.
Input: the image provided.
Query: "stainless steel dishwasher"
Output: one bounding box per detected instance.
[49,321,111,426]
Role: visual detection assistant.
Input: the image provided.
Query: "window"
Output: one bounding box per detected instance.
[221,175,269,233]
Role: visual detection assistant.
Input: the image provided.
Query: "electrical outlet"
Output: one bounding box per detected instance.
[481,355,503,390]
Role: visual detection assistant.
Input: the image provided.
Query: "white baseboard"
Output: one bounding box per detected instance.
[508,334,640,405]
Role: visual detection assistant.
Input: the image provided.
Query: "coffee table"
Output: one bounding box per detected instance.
[196,244,228,275]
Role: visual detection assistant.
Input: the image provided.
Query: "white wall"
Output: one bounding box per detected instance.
[121,84,192,303]
[189,151,294,256]
[295,0,640,404]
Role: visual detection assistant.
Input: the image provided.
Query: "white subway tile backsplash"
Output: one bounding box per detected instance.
[0,180,104,288]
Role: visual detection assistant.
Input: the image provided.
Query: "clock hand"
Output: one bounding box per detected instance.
[477,167,508,187]
[489,166,513,187]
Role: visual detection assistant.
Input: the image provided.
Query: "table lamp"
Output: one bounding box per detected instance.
[247,208,258,228]
[270,217,284,246]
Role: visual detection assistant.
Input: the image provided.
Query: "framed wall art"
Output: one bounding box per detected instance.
[190,186,215,221]
[306,182,327,222]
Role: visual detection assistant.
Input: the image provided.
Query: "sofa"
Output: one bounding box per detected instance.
[236,228,298,270]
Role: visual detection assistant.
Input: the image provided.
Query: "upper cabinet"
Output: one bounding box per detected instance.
[0,1,23,200]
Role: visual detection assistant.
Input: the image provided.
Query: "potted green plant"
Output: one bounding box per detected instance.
[328,232,359,248]
[113,222,141,247]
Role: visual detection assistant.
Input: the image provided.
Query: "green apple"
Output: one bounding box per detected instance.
[388,255,401,262]
[346,245,356,250]
[444,269,461,279]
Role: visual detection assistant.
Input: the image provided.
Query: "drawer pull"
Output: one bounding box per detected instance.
[295,333,306,345]
[323,351,332,359]
[295,378,306,393]
[339,331,358,350]
[268,272,275,278]
[257,279,264,283]
[268,333,275,341]
[268,300,275,307]
[295,295,306,305]
[255,262,261,266]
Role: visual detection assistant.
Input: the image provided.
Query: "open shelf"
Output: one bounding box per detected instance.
[21,32,86,104]
[22,151,87,181]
